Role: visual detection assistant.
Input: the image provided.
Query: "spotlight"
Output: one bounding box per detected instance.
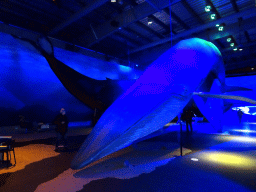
[111,0,116,2]
[227,37,232,42]
[251,68,254,70]
[148,17,153,25]
[205,5,212,12]
[230,43,235,47]
[216,24,220,27]
[218,26,224,31]
[239,48,243,51]
[210,13,216,20]
[191,158,199,161]
[233,47,238,51]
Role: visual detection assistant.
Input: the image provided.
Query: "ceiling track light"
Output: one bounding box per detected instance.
[205,5,212,12]
[227,37,232,42]
[210,13,216,20]
[111,0,116,2]
[233,46,242,51]
[218,25,224,31]
[216,23,225,31]
[148,17,153,25]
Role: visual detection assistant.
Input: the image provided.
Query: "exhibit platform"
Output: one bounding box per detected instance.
[0,122,256,192]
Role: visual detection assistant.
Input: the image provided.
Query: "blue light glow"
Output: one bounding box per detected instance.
[71,38,225,169]
[0,32,141,125]
[118,65,132,72]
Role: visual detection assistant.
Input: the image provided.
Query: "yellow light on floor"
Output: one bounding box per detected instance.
[203,152,256,168]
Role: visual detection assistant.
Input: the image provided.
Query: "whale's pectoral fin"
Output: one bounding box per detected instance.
[193,92,256,104]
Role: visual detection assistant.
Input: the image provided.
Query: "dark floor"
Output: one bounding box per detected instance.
[1,123,256,192]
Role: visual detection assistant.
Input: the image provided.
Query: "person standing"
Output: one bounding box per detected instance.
[237,109,243,124]
[53,108,69,151]
[183,109,195,134]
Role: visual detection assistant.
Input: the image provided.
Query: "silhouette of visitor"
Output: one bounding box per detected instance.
[237,109,243,124]
[53,108,69,151]
[182,109,195,134]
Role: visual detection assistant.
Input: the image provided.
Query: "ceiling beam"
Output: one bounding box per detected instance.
[170,10,190,30]
[0,1,57,27]
[244,31,251,43]
[144,0,163,12]
[124,27,153,43]
[136,21,164,39]
[130,7,256,53]
[75,0,181,47]
[125,0,137,7]
[230,0,239,13]
[181,0,204,24]
[163,7,190,30]
[109,1,159,44]
[149,15,172,34]
[48,0,110,36]
[129,0,175,37]
[114,32,142,47]
[0,21,106,60]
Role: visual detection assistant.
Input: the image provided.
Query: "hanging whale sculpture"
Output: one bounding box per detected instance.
[11,35,256,170]
[12,35,136,121]
[70,38,256,169]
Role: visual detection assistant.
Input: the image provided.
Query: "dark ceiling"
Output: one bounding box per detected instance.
[0,0,256,76]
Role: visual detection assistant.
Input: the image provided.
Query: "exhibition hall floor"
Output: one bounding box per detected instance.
[0,123,256,192]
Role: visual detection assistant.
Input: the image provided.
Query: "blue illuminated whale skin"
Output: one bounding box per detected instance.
[11,35,135,116]
[71,38,225,170]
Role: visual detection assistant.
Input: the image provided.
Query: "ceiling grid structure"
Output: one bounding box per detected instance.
[0,0,255,76]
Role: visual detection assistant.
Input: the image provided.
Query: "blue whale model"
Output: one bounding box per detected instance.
[12,35,136,121]
[11,35,256,169]
[71,38,256,170]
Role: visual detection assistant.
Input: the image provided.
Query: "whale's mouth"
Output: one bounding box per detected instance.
[71,91,194,170]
